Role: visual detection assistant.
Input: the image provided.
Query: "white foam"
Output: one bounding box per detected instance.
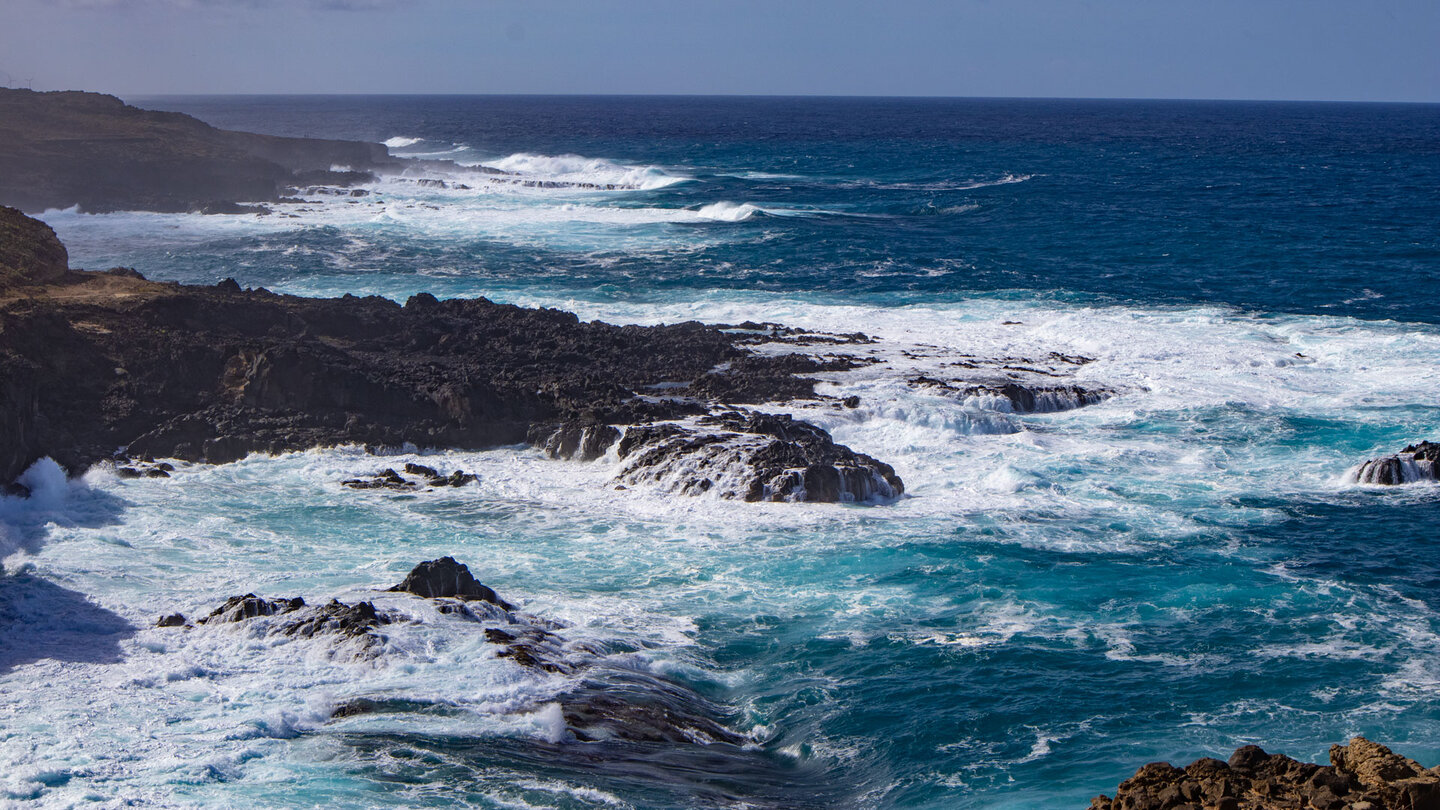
[694,201,762,222]
[382,136,424,149]
[479,152,687,191]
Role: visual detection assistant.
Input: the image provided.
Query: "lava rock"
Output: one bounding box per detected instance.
[198,594,306,624]
[1353,441,1440,485]
[528,421,621,461]
[1090,737,1440,810]
[616,410,903,503]
[388,556,514,610]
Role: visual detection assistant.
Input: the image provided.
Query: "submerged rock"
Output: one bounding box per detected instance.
[177,558,750,747]
[1089,737,1440,810]
[1353,441,1440,485]
[341,466,477,491]
[616,410,903,503]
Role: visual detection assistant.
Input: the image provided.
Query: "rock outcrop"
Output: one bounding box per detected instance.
[0,206,865,486]
[1353,442,1440,486]
[1089,737,1440,810]
[528,420,622,462]
[0,206,68,291]
[0,89,398,213]
[909,374,1112,414]
[615,410,904,503]
[388,556,513,609]
[166,558,748,745]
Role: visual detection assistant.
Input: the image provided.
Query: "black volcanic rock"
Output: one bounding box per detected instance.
[616,410,904,503]
[0,88,398,214]
[389,557,513,610]
[1353,441,1440,485]
[197,594,306,624]
[528,420,621,461]
[0,214,766,483]
[0,208,906,503]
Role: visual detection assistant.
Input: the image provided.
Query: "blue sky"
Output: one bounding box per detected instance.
[1,0,1436,101]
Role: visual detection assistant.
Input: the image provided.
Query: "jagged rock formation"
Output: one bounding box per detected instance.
[167,559,748,745]
[1353,442,1440,485]
[909,374,1112,414]
[615,410,904,503]
[1089,737,1440,810]
[341,464,476,490]
[528,421,622,462]
[0,89,398,213]
[387,556,513,609]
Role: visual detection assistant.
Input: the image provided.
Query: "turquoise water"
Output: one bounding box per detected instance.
[4,97,1440,808]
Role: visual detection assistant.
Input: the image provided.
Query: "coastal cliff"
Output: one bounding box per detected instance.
[0,88,396,213]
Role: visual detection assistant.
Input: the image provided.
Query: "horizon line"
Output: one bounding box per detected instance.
[108,90,1440,106]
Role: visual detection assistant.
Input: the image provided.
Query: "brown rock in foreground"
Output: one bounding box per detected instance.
[1089,737,1440,810]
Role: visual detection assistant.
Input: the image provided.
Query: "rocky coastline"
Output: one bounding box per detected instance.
[0,205,904,502]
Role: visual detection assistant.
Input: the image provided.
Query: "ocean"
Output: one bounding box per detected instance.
[3,95,1439,808]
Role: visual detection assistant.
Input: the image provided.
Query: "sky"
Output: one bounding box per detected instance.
[0,0,1436,101]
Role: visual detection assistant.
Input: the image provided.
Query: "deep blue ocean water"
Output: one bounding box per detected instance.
[4,96,1440,808]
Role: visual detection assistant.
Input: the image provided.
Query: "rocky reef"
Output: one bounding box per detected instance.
[0,89,397,214]
[1089,737,1440,810]
[0,206,901,503]
[165,558,747,745]
[1352,442,1440,486]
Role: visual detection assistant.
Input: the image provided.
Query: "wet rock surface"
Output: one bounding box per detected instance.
[528,420,622,462]
[1089,737,1440,810]
[909,374,1113,414]
[616,410,904,503]
[167,558,747,746]
[388,556,513,609]
[341,465,477,490]
[1353,441,1440,485]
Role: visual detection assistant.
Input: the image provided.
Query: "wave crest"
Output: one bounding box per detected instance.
[695,202,762,222]
[481,153,686,191]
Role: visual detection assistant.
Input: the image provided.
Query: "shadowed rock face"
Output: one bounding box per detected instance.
[168,559,749,746]
[388,557,513,610]
[908,374,1113,414]
[1,207,903,500]
[0,207,847,485]
[0,206,68,291]
[0,89,397,213]
[616,410,904,503]
[1089,737,1440,810]
[528,421,622,462]
[1353,441,1440,485]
